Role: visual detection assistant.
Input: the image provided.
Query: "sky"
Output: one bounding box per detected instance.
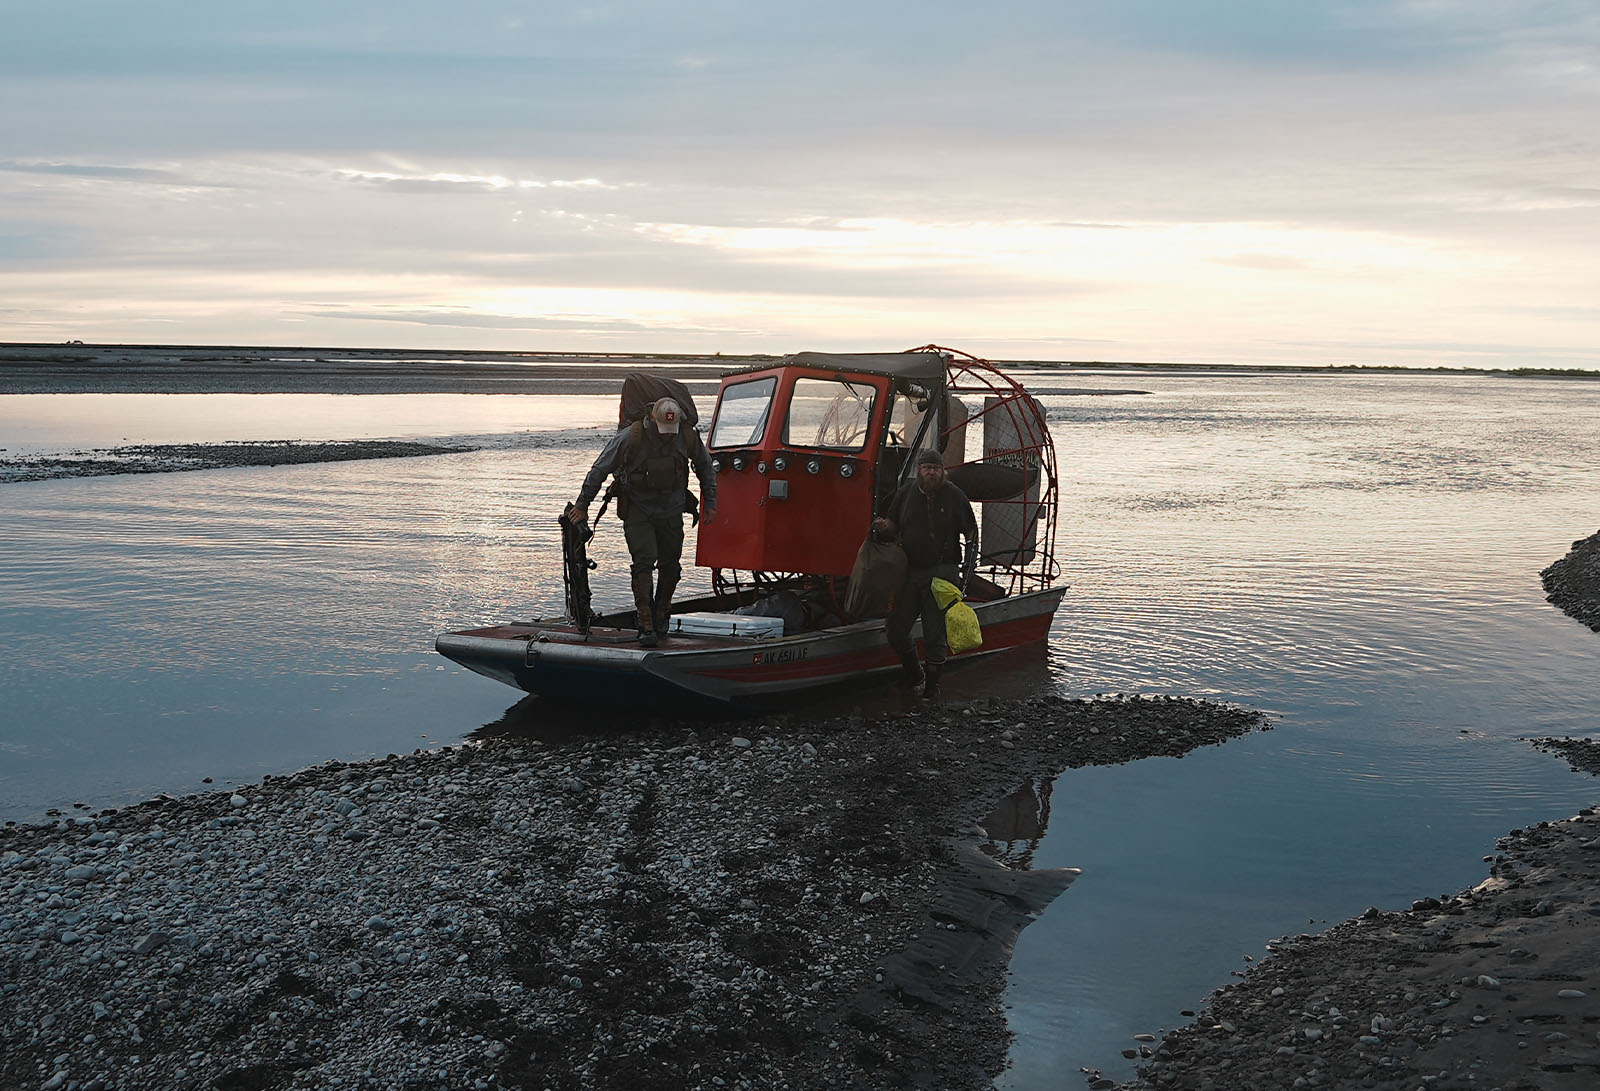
[2,1,1597,367]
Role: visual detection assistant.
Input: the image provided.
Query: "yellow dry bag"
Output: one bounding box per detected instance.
[930,578,983,654]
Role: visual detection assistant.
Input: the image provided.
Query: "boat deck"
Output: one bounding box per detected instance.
[437,585,1065,706]
[457,620,779,651]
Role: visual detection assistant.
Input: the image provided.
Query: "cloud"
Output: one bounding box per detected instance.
[294,303,778,345]
[1209,252,1310,271]
[1,3,1597,365]
[0,160,210,185]
[330,168,621,194]
[300,307,665,334]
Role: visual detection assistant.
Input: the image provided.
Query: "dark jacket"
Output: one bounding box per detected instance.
[887,479,978,578]
[577,420,716,521]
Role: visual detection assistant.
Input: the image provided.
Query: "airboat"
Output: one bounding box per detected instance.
[435,345,1066,705]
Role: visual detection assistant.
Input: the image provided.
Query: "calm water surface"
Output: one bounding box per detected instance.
[2,370,1597,1085]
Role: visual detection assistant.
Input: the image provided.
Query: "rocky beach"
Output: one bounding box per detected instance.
[1541,531,1600,635]
[2,695,1267,1091]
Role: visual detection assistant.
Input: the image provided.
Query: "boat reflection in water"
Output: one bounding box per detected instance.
[981,778,1055,869]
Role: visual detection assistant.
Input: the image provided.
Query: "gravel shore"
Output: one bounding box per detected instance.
[1541,530,1600,634]
[0,442,472,484]
[1,695,1268,1091]
[1108,808,1600,1091]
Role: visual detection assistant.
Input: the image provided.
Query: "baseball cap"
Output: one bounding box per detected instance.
[651,398,682,434]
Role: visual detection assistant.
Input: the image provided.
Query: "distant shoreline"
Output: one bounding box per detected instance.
[0,440,472,484]
[3,341,1596,393]
[0,343,736,395]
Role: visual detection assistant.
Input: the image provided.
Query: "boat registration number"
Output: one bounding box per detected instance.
[752,647,809,666]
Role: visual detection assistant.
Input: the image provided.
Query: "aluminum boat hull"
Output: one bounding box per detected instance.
[436,585,1065,706]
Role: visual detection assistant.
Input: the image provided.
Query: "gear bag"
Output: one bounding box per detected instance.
[930,578,982,654]
[844,521,908,619]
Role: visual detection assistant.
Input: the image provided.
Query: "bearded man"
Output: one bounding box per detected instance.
[882,448,978,699]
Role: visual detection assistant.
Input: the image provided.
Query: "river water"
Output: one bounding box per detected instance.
[2,367,1597,1084]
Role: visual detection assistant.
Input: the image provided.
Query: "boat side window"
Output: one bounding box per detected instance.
[783,378,877,451]
[709,377,778,448]
[885,389,926,448]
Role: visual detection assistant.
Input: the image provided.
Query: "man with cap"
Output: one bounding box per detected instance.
[882,448,978,699]
[573,397,716,647]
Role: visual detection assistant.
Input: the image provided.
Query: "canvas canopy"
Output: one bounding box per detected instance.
[781,351,946,385]
[718,351,946,387]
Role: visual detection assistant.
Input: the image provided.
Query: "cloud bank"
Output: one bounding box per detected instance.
[2,1,1596,366]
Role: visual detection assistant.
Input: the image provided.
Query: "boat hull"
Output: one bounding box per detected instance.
[436,585,1065,706]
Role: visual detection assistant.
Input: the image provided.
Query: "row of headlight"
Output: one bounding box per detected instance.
[713,454,857,478]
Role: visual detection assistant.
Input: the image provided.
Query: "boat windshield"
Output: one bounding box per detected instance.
[709,376,778,448]
[783,378,877,451]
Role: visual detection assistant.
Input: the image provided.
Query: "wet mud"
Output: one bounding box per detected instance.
[0,441,472,483]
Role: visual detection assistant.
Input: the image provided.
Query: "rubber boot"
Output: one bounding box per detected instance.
[895,650,925,691]
[921,664,943,701]
[653,571,680,643]
[632,572,658,647]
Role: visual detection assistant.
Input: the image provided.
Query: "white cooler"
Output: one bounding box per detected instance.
[667,612,785,638]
